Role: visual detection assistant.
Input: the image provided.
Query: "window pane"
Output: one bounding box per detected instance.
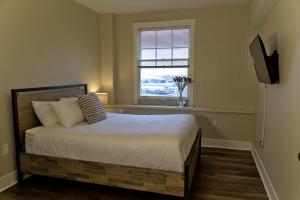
[173,48,189,59]
[140,68,188,97]
[140,61,156,66]
[157,30,172,48]
[157,49,171,59]
[140,31,156,49]
[173,60,189,66]
[173,29,189,48]
[141,49,156,60]
[157,61,172,66]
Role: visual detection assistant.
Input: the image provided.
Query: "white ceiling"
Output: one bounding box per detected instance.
[73,0,249,14]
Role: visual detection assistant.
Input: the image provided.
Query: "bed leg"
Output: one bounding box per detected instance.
[16,154,23,185]
[184,130,202,200]
[17,171,23,184]
[184,192,191,200]
[184,168,191,200]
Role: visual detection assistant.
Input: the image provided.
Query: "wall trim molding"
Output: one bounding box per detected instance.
[202,138,252,150]
[251,146,279,200]
[105,104,255,114]
[0,171,17,192]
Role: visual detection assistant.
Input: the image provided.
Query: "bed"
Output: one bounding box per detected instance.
[11,84,201,199]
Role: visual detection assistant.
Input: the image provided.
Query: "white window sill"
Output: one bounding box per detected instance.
[104,104,255,114]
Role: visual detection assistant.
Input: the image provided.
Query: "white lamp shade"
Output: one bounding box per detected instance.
[95,93,108,105]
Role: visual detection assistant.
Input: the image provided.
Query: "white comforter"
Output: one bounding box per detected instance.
[25,112,198,172]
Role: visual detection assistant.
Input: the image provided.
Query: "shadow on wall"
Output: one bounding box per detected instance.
[195,114,219,139]
[265,32,278,53]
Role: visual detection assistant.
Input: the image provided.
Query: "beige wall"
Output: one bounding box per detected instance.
[0,0,100,177]
[250,0,279,28]
[100,13,116,104]
[113,4,255,111]
[251,0,300,199]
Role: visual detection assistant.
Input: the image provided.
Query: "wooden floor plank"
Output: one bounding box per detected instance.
[0,147,268,200]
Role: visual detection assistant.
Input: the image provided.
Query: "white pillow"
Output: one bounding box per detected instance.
[49,101,84,128]
[32,101,59,126]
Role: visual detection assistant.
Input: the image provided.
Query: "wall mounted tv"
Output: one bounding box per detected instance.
[249,35,279,84]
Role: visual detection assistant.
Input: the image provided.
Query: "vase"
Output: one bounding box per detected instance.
[178,90,184,107]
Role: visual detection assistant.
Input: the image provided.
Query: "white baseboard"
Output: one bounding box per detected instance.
[0,171,17,192]
[251,146,279,200]
[202,138,252,150]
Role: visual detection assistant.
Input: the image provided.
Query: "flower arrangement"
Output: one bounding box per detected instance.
[172,76,193,106]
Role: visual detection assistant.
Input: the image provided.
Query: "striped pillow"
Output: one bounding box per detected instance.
[78,93,106,124]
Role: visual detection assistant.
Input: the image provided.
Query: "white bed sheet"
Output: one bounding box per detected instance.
[25,112,198,172]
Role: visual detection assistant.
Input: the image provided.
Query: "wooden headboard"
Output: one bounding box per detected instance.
[11,84,87,153]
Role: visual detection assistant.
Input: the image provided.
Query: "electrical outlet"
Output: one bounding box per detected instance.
[2,144,9,155]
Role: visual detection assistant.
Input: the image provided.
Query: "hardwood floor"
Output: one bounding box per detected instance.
[0,147,268,200]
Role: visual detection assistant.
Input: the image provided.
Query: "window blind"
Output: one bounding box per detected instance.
[137,28,190,68]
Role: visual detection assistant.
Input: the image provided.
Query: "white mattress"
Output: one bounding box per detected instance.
[25,112,198,172]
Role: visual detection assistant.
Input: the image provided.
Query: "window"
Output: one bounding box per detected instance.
[133,20,195,105]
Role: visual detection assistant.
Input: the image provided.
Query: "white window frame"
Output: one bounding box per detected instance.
[133,19,195,106]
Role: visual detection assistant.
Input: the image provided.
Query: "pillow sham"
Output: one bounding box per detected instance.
[49,100,84,128]
[78,93,106,124]
[32,101,59,126]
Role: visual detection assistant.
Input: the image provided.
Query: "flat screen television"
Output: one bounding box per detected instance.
[249,35,279,84]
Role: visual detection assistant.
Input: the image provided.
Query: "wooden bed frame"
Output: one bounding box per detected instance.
[11,84,201,199]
